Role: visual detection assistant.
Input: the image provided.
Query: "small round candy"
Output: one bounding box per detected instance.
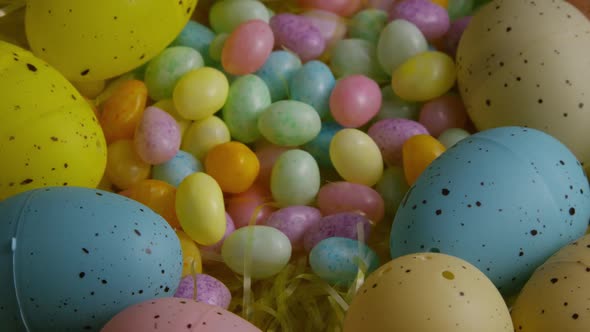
[152,99,191,138]
[302,121,343,169]
[201,212,236,253]
[269,13,326,62]
[225,183,276,228]
[205,141,260,194]
[119,179,180,229]
[289,60,335,119]
[255,50,302,102]
[100,80,148,143]
[254,144,291,189]
[377,19,428,75]
[448,0,473,20]
[258,100,322,147]
[348,9,389,44]
[303,212,373,252]
[375,166,410,218]
[271,149,321,207]
[209,0,270,34]
[153,150,203,187]
[176,230,203,277]
[170,20,216,65]
[134,106,181,165]
[402,134,446,185]
[375,87,421,121]
[317,181,385,223]
[330,75,382,128]
[444,16,472,57]
[209,33,229,62]
[181,115,231,161]
[330,129,383,186]
[330,38,389,83]
[173,67,229,121]
[174,274,231,309]
[265,206,322,251]
[221,20,274,76]
[419,94,468,137]
[438,128,471,148]
[297,0,362,17]
[105,140,151,190]
[390,0,450,41]
[301,9,348,49]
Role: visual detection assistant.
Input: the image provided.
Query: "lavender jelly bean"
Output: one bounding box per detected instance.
[303,212,373,252]
[265,206,322,251]
[269,13,326,62]
[174,274,232,309]
[390,0,450,41]
[368,118,429,166]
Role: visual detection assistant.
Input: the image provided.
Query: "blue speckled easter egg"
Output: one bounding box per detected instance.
[0,187,182,332]
[152,150,202,187]
[289,60,335,119]
[390,127,590,295]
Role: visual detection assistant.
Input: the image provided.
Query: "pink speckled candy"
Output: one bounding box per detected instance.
[265,206,322,251]
[330,75,382,128]
[101,298,260,332]
[303,212,372,252]
[317,181,385,223]
[270,13,326,62]
[367,118,429,166]
[225,183,276,228]
[390,0,450,41]
[444,16,471,57]
[221,20,275,75]
[418,94,468,137]
[174,274,231,309]
[134,106,181,165]
[201,212,236,253]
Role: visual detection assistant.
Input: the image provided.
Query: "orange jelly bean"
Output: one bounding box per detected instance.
[105,140,151,190]
[431,0,448,8]
[119,179,181,230]
[205,141,260,194]
[402,134,446,186]
[100,79,148,143]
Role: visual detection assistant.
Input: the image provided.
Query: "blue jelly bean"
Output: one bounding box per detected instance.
[289,60,335,119]
[152,150,202,187]
[303,121,343,168]
[170,20,216,65]
[255,50,302,102]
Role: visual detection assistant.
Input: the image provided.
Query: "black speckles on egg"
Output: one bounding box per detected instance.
[550,277,559,284]
[20,178,33,185]
[80,69,90,76]
[26,63,38,72]
[435,209,442,216]
[79,272,86,279]
[134,229,142,236]
[569,208,576,216]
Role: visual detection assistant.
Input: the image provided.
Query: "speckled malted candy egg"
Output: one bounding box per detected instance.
[457,0,590,167]
[0,187,182,332]
[511,234,590,331]
[344,253,513,331]
[390,127,590,295]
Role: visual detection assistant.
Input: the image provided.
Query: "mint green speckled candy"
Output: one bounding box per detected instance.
[258,100,321,147]
[377,19,428,75]
[374,86,421,122]
[448,0,474,20]
[144,46,204,101]
[271,149,320,206]
[222,75,271,143]
[209,0,270,34]
[330,39,389,84]
[349,9,389,44]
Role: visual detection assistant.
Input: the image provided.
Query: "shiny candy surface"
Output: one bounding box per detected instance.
[329,128,383,187]
[204,141,260,194]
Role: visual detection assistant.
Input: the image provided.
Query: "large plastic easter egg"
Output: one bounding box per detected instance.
[0,187,182,332]
[457,0,590,167]
[0,41,106,201]
[390,127,590,295]
[25,0,197,81]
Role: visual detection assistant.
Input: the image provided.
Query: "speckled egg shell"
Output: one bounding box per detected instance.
[344,253,513,331]
[174,274,231,309]
[457,0,590,167]
[390,127,590,295]
[511,234,590,331]
[0,187,182,332]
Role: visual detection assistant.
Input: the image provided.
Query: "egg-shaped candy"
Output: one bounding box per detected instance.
[258,100,322,147]
[134,106,181,165]
[271,149,321,207]
[390,0,451,41]
[457,0,590,167]
[317,181,385,223]
[221,20,274,76]
[303,212,373,252]
[152,150,203,188]
[255,50,302,102]
[390,127,590,295]
[265,206,322,251]
[289,60,336,119]
[377,19,428,75]
[209,0,270,34]
[344,253,513,331]
[174,274,231,309]
[330,128,383,186]
[269,13,326,62]
[25,0,196,81]
[0,187,182,332]
[0,41,106,201]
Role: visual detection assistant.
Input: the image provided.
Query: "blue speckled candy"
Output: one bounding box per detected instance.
[152,150,202,187]
[390,127,590,295]
[289,60,335,119]
[170,20,216,65]
[0,187,182,332]
[303,121,343,168]
[303,212,373,252]
[310,237,380,286]
[255,50,302,102]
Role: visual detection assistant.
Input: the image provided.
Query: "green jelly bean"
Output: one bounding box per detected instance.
[209,0,270,34]
[375,166,409,218]
[209,33,229,62]
[374,87,421,122]
[258,100,321,147]
[377,19,428,75]
[330,38,389,84]
[271,149,320,206]
[438,128,471,148]
[448,0,473,20]
[348,9,388,44]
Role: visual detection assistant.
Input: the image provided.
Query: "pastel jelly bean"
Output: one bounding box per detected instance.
[222,75,271,143]
[330,128,383,187]
[105,140,151,190]
[170,20,216,65]
[152,150,202,187]
[205,141,260,194]
[297,0,362,17]
[258,100,322,147]
[302,121,343,169]
[271,149,320,206]
[289,60,335,119]
[303,212,373,252]
[119,179,180,230]
[201,212,236,253]
[134,106,181,165]
[144,46,204,101]
[402,134,446,185]
[181,115,231,161]
[368,118,429,166]
[152,99,191,139]
[208,33,229,62]
[255,144,291,189]
[222,225,292,279]
[221,20,274,75]
[330,39,389,83]
[392,51,456,102]
[265,206,322,251]
[176,172,226,246]
[100,79,148,143]
[173,67,229,121]
[431,0,449,7]
[348,9,389,44]
[225,183,276,228]
[375,166,410,218]
[330,75,382,128]
[174,274,231,309]
[301,9,348,49]
[309,237,380,286]
[255,50,302,102]
[448,0,474,20]
[391,0,450,41]
[374,87,421,121]
[377,19,428,75]
[269,13,326,62]
[209,0,270,34]
[176,230,203,277]
[438,128,470,148]
[419,94,468,137]
[317,181,385,223]
[444,16,472,57]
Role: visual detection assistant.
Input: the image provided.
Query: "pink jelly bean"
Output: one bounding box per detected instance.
[445,16,472,57]
[265,206,322,251]
[390,0,450,41]
[330,75,382,128]
[301,9,348,48]
[134,106,181,165]
[367,118,429,166]
[255,144,291,190]
[221,20,274,75]
[200,212,236,253]
[269,13,326,62]
[174,274,231,309]
[298,0,362,17]
[419,94,468,137]
[303,212,373,252]
[317,182,385,223]
[225,183,277,228]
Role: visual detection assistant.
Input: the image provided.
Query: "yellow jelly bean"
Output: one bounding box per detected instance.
[205,141,260,194]
[392,51,456,102]
[176,230,203,277]
[181,115,230,161]
[153,99,192,139]
[173,67,229,121]
[105,140,151,190]
[100,80,148,144]
[176,172,226,246]
[330,128,383,187]
[402,134,446,186]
